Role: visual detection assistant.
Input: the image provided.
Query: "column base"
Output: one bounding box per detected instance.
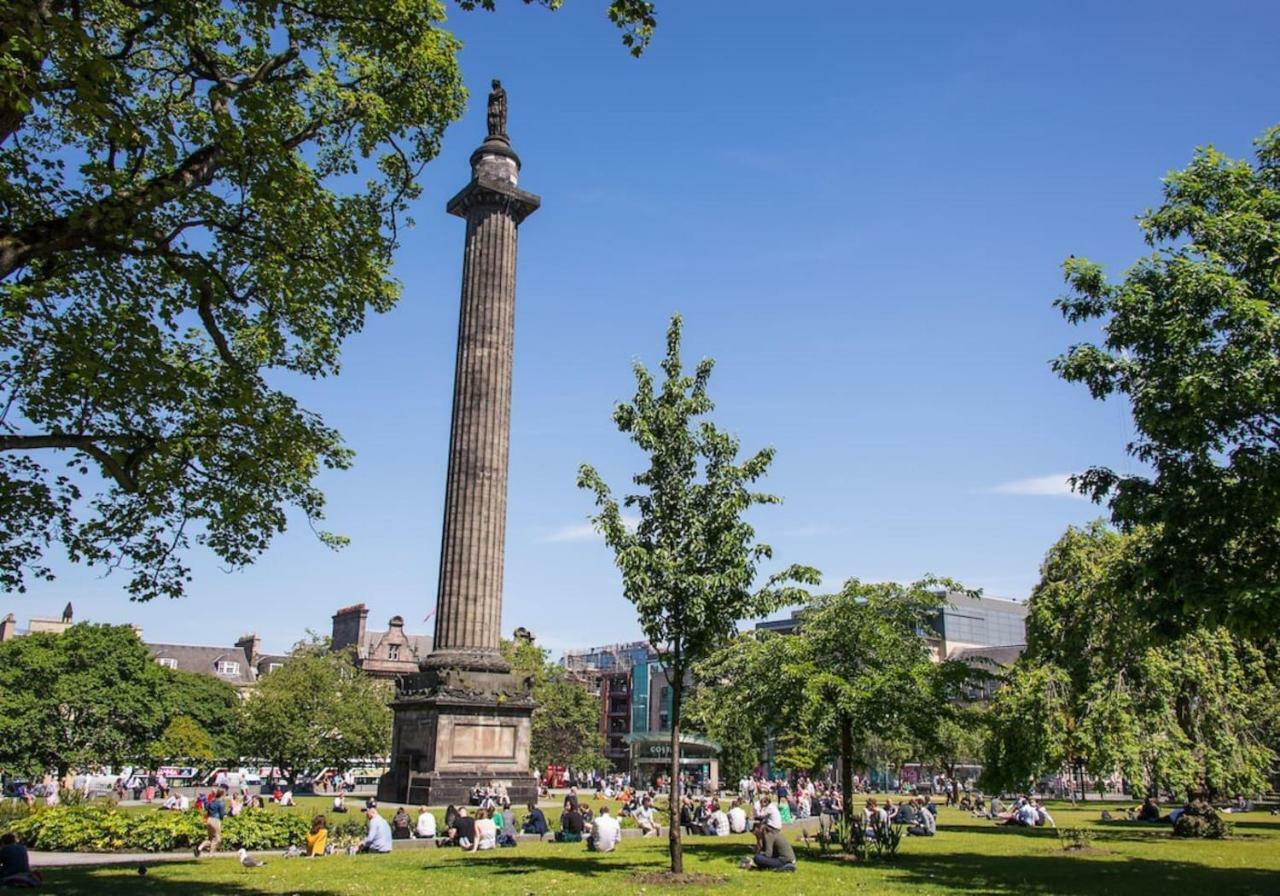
[378,665,536,806]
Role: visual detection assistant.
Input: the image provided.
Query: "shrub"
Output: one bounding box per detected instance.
[1173,801,1231,839]
[1058,827,1096,851]
[1,805,310,852]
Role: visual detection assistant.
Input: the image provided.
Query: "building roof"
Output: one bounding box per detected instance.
[950,644,1025,667]
[147,643,257,686]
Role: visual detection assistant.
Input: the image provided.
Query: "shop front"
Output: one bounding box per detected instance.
[625,733,720,794]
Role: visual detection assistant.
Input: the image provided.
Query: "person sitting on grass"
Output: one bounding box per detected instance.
[743,828,796,872]
[415,806,436,840]
[907,799,936,837]
[332,793,348,814]
[522,802,549,838]
[709,802,730,836]
[998,797,1038,827]
[473,807,498,850]
[556,804,585,843]
[306,815,328,856]
[587,806,622,853]
[391,807,413,840]
[450,807,476,850]
[498,809,519,847]
[1033,800,1056,828]
[729,799,748,834]
[632,797,660,838]
[1136,796,1161,822]
[0,833,41,888]
[862,798,888,837]
[359,806,393,853]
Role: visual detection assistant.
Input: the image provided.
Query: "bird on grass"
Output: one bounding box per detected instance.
[239,848,267,868]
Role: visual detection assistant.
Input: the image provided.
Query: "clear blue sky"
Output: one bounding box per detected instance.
[11,0,1280,656]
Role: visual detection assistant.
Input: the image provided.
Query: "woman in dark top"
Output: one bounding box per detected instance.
[556,806,584,843]
[391,807,412,839]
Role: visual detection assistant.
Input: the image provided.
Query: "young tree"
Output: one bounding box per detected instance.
[578,315,817,872]
[0,623,168,777]
[238,640,391,785]
[0,0,659,600]
[1054,125,1280,636]
[149,716,216,766]
[159,669,241,761]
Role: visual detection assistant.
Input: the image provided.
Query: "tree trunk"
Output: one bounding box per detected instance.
[668,674,684,874]
[840,714,855,852]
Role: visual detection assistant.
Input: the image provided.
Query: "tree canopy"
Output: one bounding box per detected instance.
[0,0,658,600]
[578,314,817,872]
[500,637,606,772]
[0,623,168,776]
[1055,125,1280,636]
[984,523,1280,799]
[238,639,391,783]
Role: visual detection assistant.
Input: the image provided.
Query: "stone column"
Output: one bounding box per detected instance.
[425,93,540,673]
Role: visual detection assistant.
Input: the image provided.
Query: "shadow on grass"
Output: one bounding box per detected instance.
[416,849,660,878]
[682,840,1280,896]
[44,865,353,896]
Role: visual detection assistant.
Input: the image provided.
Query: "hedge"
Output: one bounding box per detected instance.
[3,805,310,852]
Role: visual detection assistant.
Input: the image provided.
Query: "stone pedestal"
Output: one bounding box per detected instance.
[379,666,537,805]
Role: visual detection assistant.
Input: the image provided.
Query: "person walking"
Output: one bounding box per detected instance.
[196,790,226,856]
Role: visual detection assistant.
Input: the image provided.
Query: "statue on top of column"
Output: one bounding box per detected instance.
[486,79,508,141]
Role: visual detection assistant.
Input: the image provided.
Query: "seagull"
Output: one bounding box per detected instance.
[239,848,267,868]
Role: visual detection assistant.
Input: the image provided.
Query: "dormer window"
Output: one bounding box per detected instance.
[157,657,178,670]
[216,660,240,676]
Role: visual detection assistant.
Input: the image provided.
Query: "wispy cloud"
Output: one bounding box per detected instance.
[536,515,639,544]
[989,473,1085,499]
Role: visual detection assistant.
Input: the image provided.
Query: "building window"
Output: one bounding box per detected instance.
[388,645,400,660]
[157,657,177,670]
[216,660,240,676]
[267,662,283,673]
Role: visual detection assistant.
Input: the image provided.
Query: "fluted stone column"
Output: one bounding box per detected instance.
[425,94,539,673]
[380,81,540,808]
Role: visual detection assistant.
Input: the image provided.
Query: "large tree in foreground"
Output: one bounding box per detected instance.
[0,0,657,600]
[1054,125,1280,636]
[578,315,817,873]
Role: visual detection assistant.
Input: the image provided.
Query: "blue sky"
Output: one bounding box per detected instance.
[11,0,1280,656]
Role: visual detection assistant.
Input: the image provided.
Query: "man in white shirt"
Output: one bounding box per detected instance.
[728,800,748,834]
[633,798,659,837]
[587,806,622,852]
[709,804,730,836]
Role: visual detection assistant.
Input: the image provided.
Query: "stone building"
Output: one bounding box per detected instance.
[330,603,432,680]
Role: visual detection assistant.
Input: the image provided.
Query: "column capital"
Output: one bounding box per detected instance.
[447,177,541,224]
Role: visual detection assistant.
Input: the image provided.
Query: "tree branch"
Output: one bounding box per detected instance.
[0,433,144,491]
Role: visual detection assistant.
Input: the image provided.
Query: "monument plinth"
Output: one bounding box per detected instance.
[379,81,540,806]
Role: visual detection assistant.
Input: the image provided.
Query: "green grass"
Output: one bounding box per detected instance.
[42,802,1280,895]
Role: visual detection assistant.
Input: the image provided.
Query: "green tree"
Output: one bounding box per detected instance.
[578,315,817,872]
[985,523,1280,799]
[692,580,973,851]
[0,0,658,601]
[1054,125,1280,636]
[686,629,813,784]
[238,640,391,785]
[148,715,215,765]
[500,638,606,772]
[159,669,241,761]
[0,623,167,777]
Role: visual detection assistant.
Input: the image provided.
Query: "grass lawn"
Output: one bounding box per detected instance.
[41,802,1280,895]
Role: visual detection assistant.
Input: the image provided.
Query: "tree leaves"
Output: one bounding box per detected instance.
[1054,125,1280,635]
